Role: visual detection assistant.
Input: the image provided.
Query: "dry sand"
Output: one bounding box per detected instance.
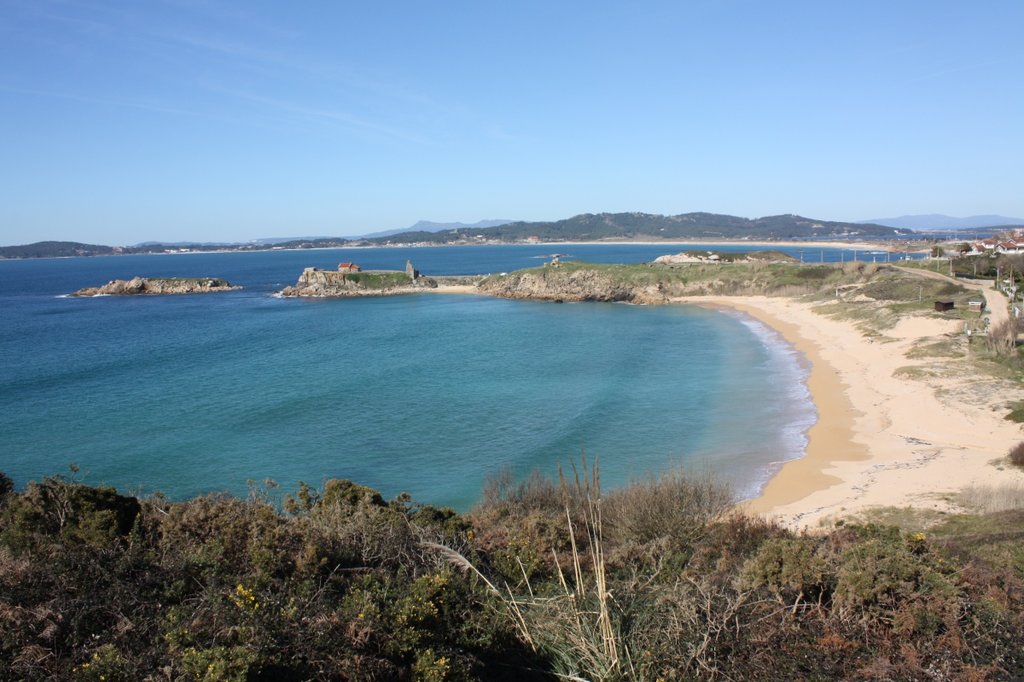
[682,295,1024,529]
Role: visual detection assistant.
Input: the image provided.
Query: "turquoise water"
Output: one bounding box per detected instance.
[0,246,814,508]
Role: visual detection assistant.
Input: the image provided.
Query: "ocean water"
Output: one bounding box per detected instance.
[0,245,817,508]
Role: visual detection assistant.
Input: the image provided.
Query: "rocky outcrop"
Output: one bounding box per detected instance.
[477,267,667,304]
[278,267,438,298]
[72,277,239,297]
[653,250,797,265]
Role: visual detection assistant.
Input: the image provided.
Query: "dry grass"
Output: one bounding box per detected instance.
[472,463,740,681]
[987,318,1020,355]
[957,483,1024,514]
[603,470,732,547]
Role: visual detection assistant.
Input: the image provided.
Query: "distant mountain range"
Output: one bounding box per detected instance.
[0,212,916,259]
[360,219,514,239]
[371,212,910,244]
[859,214,1024,231]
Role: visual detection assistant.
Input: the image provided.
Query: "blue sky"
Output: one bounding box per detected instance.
[1,0,1022,245]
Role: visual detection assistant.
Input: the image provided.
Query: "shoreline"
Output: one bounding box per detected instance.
[684,295,1024,528]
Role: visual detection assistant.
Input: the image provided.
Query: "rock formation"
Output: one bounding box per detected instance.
[477,267,667,304]
[72,277,239,297]
[278,267,437,298]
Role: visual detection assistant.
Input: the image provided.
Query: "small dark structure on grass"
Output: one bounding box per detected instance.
[934,300,955,312]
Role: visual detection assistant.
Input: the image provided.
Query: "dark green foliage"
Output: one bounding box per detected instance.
[342,271,413,288]
[3,473,1024,680]
[1005,404,1024,423]
[0,473,140,549]
[0,477,540,681]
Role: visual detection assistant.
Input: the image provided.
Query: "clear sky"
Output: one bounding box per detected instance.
[1,0,1023,245]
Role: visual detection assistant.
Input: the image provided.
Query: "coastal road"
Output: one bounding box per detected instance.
[896,264,1010,328]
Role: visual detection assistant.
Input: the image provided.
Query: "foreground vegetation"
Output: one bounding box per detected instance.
[2,465,1024,681]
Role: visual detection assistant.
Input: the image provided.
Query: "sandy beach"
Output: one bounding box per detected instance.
[682,294,1024,529]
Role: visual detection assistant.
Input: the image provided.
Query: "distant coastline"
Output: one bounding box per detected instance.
[0,209,945,259]
[0,237,931,263]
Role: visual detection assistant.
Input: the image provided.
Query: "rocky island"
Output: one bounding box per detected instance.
[72,276,240,297]
[278,260,480,297]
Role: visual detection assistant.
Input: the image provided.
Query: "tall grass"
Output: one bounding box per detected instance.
[958,483,1024,514]
[462,462,736,681]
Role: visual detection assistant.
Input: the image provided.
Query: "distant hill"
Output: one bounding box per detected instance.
[0,241,119,259]
[369,212,911,244]
[249,236,337,245]
[0,238,353,259]
[361,219,514,239]
[860,214,1024,231]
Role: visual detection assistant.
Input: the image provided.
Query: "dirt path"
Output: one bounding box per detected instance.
[897,265,1010,327]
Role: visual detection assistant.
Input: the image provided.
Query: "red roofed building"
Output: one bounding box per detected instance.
[338,262,362,272]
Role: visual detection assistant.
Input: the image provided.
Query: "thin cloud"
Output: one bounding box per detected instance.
[205,85,434,145]
[152,27,455,115]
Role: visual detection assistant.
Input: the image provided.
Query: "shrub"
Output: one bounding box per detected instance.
[603,470,732,548]
[741,536,833,607]
[987,318,1020,355]
[0,476,140,549]
[1010,441,1024,467]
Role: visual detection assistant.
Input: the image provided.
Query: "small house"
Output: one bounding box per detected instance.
[934,301,954,312]
[338,262,361,273]
[968,299,986,312]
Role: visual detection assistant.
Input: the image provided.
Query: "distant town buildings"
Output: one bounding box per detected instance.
[968,233,1024,255]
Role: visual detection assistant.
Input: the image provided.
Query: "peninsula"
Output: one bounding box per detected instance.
[72,277,239,297]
